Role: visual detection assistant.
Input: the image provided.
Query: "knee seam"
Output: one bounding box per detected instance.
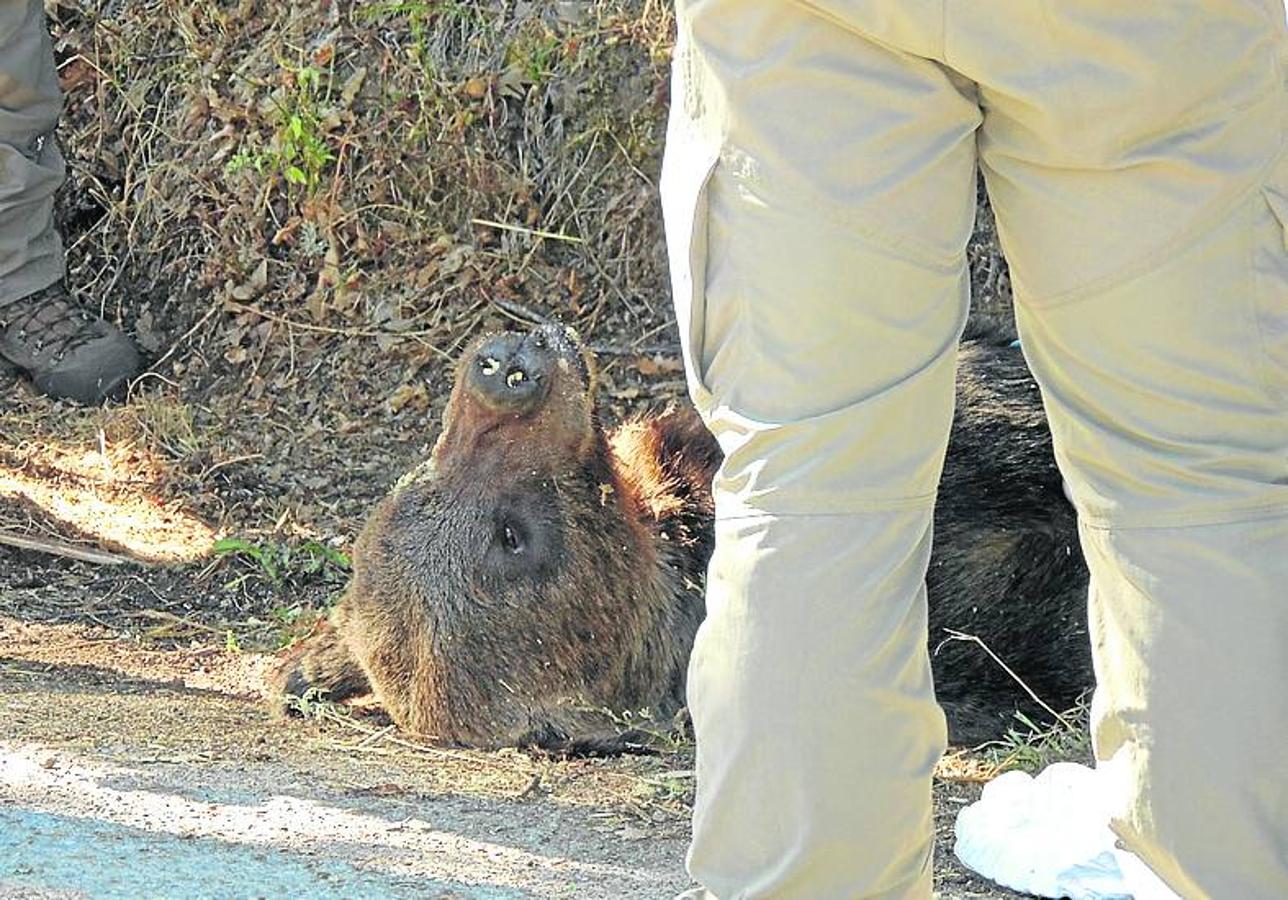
[1078,502,1288,532]
[1012,133,1285,310]
[714,492,938,520]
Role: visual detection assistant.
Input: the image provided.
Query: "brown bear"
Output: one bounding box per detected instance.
[270,322,1091,749]
[272,323,720,749]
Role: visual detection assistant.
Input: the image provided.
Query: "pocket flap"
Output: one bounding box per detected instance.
[1264,184,1288,251]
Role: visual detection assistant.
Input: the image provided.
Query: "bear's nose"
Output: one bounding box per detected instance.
[468,331,553,414]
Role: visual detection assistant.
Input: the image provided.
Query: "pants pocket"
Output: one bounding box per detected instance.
[1254,166,1288,404]
[660,125,720,415]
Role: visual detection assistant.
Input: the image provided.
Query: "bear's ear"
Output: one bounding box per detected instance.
[392,453,439,495]
[603,411,716,534]
[653,405,721,488]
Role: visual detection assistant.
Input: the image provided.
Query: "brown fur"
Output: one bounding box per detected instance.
[269,327,717,750]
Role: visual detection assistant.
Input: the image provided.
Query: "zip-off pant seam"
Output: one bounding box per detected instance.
[713,500,1288,530]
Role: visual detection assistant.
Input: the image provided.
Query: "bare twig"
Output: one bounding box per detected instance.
[470,218,585,245]
[222,302,451,355]
[938,629,1075,731]
[147,302,221,373]
[127,609,226,637]
[0,529,134,566]
[489,297,552,326]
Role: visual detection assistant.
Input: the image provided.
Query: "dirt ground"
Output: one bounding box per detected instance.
[2,2,1031,897]
[0,617,1022,898]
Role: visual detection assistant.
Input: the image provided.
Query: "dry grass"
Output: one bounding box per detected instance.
[49,0,679,365]
[13,0,1014,550]
[5,1,704,577]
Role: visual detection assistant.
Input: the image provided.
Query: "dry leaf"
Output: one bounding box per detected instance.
[228,259,268,301]
[634,355,684,376]
[271,217,302,246]
[387,382,429,414]
[340,66,367,107]
[57,58,97,94]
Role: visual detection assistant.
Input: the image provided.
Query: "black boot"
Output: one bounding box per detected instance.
[0,282,141,404]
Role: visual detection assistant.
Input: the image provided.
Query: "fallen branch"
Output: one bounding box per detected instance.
[490,296,552,326]
[0,529,133,566]
[127,609,227,638]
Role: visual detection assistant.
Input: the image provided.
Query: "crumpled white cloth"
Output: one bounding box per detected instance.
[953,762,1180,899]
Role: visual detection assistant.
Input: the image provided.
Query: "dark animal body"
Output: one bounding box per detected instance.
[930,326,1091,741]
[271,322,1091,749]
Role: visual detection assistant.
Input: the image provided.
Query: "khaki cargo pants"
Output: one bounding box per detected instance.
[0,0,66,309]
[661,2,1288,897]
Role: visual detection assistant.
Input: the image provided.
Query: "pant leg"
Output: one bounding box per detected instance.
[960,2,1288,895]
[0,0,66,310]
[662,4,979,896]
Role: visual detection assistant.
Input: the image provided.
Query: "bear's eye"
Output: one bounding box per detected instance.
[484,498,561,585]
[501,522,525,555]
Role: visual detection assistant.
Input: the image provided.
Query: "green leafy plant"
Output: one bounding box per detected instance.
[506,23,564,86]
[212,537,350,590]
[282,686,346,721]
[982,702,1092,774]
[212,536,282,584]
[225,63,337,191]
[355,1,488,77]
